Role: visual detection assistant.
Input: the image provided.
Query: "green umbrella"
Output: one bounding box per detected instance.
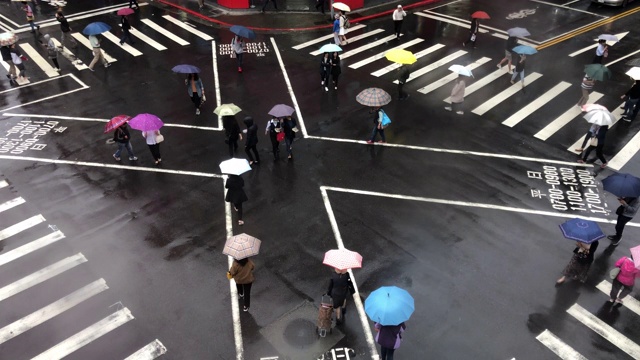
[584,64,611,81]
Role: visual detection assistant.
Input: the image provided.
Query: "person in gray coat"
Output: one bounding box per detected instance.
[186,73,204,115]
[607,197,639,246]
[444,76,466,115]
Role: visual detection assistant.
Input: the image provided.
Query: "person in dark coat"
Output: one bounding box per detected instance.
[243,116,259,165]
[397,65,410,100]
[119,15,135,45]
[462,17,479,48]
[607,197,639,246]
[375,322,407,360]
[621,80,640,122]
[320,53,331,91]
[56,11,77,50]
[223,116,243,157]
[265,117,282,160]
[330,52,341,90]
[326,269,354,324]
[225,175,248,226]
[282,116,297,160]
[556,241,599,284]
[112,123,137,161]
[577,125,608,168]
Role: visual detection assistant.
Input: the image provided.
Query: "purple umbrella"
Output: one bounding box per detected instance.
[268,104,295,118]
[129,113,164,131]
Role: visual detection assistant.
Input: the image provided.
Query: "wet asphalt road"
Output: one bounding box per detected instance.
[1,0,640,359]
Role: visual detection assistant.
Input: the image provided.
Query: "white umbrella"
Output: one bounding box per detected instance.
[332,2,351,12]
[584,109,615,126]
[595,34,619,46]
[219,158,251,175]
[626,67,640,81]
[507,27,530,37]
[448,64,473,77]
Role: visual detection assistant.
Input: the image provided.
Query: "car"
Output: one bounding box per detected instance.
[591,0,635,7]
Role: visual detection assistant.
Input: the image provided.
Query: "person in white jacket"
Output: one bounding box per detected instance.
[392,5,407,39]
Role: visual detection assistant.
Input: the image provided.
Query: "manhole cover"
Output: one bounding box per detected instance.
[283,318,316,347]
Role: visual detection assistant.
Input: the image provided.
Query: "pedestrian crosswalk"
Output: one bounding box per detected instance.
[0,179,166,359]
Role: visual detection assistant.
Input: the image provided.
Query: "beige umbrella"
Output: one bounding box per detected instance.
[332,2,351,12]
[214,103,242,116]
[223,233,261,260]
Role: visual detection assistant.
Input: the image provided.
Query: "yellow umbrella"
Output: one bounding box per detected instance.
[384,49,417,65]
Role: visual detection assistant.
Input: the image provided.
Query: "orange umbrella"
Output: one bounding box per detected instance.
[471,11,490,19]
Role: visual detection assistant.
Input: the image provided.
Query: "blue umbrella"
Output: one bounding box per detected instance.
[602,173,640,198]
[172,64,201,74]
[82,22,111,36]
[512,45,537,55]
[319,43,342,53]
[364,286,414,326]
[230,25,256,40]
[559,218,605,244]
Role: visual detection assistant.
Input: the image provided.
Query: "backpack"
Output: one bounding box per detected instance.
[342,16,350,29]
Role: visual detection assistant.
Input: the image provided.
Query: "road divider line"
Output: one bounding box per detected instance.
[31,307,134,360]
[0,197,25,214]
[130,28,167,51]
[349,38,424,69]
[596,280,640,316]
[567,102,625,155]
[394,50,467,84]
[140,19,190,46]
[529,0,605,17]
[124,339,168,360]
[162,15,213,41]
[0,278,108,344]
[444,67,505,103]
[292,24,366,50]
[536,330,587,360]
[371,43,445,77]
[271,37,307,138]
[1,87,88,112]
[0,231,66,268]
[102,31,143,57]
[310,29,385,56]
[503,81,572,127]
[18,43,60,77]
[418,57,491,95]
[71,33,117,63]
[340,34,401,60]
[472,72,543,115]
[212,41,223,130]
[0,215,46,242]
[535,92,604,141]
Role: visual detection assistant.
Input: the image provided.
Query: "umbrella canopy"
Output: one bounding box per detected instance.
[83,22,112,36]
[631,245,640,269]
[323,249,363,271]
[219,158,252,175]
[332,2,351,12]
[385,49,417,65]
[584,64,611,81]
[626,67,640,81]
[117,8,134,16]
[507,27,530,37]
[214,103,242,116]
[598,34,619,43]
[471,11,490,19]
[319,44,342,53]
[223,233,261,260]
[268,104,295,118]
[230,25,256,40]
[356,88,392,107]
[104,115,131,133]
[602,173,640,198]
[559,218,605,244]
[0,32,18,46]
[365,286,415,326]
[581,104,607,113]
[448,64,473,77]
[129,113,164,131]
[512,45,537,55]
[172,64,200,74]
[583,109,614,126]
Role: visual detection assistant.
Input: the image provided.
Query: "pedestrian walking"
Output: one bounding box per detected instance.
[265,117,282,159]
[607,197,638,246]
[331,52,341,90]
[556,240,599,284]
[462,17,479,48]
[497,36,518,73]
[228,257,255,311]
[397,65,410,100]
[282,116,298,160]
[621,80,640,122]
[338,11,349,45]
[186,73,204,115]
[261,0,278,12]
[593,39,608,64]
[87,35,110,71]
[129,0,139,9]
[10,44,27,81]
[444,76,466,115]
[315,0,326,14]
[577,75,595,107]
[22,1,39,34]
[325,269,354,324]
[225,174,248,226]
[333,14,341,46]
[577,125,608,168]
[375,322,407,360]
[320,52,331,91]
[231,36,246,73]
[1,45,17,81]
[609,255,639,304]
[223,116,243,157]
[198,0,205,10]
[119,15,135,46]
[41,34,60,73]
[112,123,137,161]
[574,123,599,153]
[392,5,407,39]
[510,54,526,88]
[366,107,386,144]
[243,116,260,165]
[55,11,76,49]
[141,130,162,164]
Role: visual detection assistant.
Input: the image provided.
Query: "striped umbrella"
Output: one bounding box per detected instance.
[104,115,131,133]
[356,88,391,107]
[323,249,363,271]
[223,233,261,260]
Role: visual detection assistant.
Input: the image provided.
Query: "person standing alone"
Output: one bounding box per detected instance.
[392,5,407,39]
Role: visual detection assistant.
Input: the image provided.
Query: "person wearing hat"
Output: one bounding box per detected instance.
[392,5,407,39]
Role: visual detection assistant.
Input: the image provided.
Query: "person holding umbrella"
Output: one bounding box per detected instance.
[462,15,479,48]
[129,113,164,165]
[88,34,110,71]
[331,51,342,91]
[10,44,27,81]
[556,218,603,284]
[325,268,355,324]
[445,75,466,115]
[228,257,255,311]
[621,80,640,122]
[607,197,638,246]
[577,123,608,168]
[497,36,518,74]
[375,322,407,360]
[119,14,135,46]
[282,116,298,160]
[320,52,331,91]
[510,54,526,88]
[231,36,246,73]
[224,173,249,225]
[243,116,260,165]
[365,285,414,358]
[609,249,640,304]
[1,34,18,81]
[186,73,204,115]
[112,122,137,162]
[265,117,282,160]
[593,39,608,64]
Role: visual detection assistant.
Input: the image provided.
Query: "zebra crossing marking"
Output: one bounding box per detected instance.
[18,43,60,77]
[414,12,490,33]
[0,197,25,214]
[130,28,167,51]
[569,32,629,57]
[536,329,588,360]
[140,19,190,46]
[502,81,572,127]
[596,280,640,316]
[609,126,640,171]
[567,102,625,154]
[0,215,46,242]
[371,44,445,77]
[444,67,507,103]
[0,60,30,85]
[71,33,118,63]
[292,24,367,50]
[393,50,467,84]
[349,38,424,69]
[340,34,402,60]
[162,15,213,41]
[534,92,604,141]
[50,38,89,71]
[309,29,385,56]
[125,339,168,360]
[0,231,66,267]
[102,31,143,57]
[418,57,491,94]
[472,72,543,115]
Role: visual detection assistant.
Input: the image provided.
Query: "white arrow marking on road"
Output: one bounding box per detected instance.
[371,43,445,77]
[0,197,25,214]
[309,29,385,56]
[102,31,143,57]
[472,72,543,116]
[0,231,66,268]
[536,330,588,360]
[141,19,190,46]
[569,31,629,57]
[393,50,467,84]
[349,38,424,69]
[0,215,45,242]
[292,24,366,50]
[567,102,625,154]
[162,15,213,41]
[18,43,60,77]
[596,280,640,316]
[503,81,572,127]
[535,92,604,141]
[71,33,118,63]
[124,339,168,360]
[418,57,491,95]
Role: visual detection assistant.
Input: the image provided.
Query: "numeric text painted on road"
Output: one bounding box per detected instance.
[0,119,65,154]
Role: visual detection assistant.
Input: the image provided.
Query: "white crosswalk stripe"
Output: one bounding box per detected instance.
[141,19,190,46]
[502,82,572,127]
[0,197,25,214]
[50,38,89,70]
[596,280,640,316]
[0,60,30,84]
[0,231,66,267]
[536,330,587,360]
[162,15,213,41]
[349,38,424,69]
[472,72,543,116]
[0,214,46,242]
[0,180,8,188]
[292,24,366,50]
[341,34,401,60]
[102,31,143,57]
[414,12,490,34]
[125,339,168,360]
[130,28,167,51]
[567,102,625,154]
[393,50,467,84]
[534,92,604,141]
[418,57,491,94]
[444,67,509,103]
[310,29,385,56]
[608,128,640,171]
[71,33,118,64]
[18,43,59,77]
[371,44,445,77]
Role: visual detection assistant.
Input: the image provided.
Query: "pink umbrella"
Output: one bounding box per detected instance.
[323,249,363,271]
[581,104,607,112]
[104,115,131,133]
[117,8,134,16]
[129,113,164,131]
[631,245,640,269]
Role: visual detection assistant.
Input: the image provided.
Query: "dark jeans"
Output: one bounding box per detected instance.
[582,144,606,164]
[148,144,161,161]
[623,97,639,116]
[463,32,476,47]
[114,141,135,158]
[397,82,406,99]
[236,282,252,308]
[610,278,633,300]
[120,29,134,45]
[393,20,403,37]
[321,70,329,83]
[579,132,592,149]
[370,126,385,142]
[245,145,260,162]
[285,136,294,156]
[380,346,395,360]
[270,134,280,158]
[50,57,59,69]
[262,0,277,11]
[236,52,243,68]
[191,92,202,109]
[332,73,340,87]
[228,139,239,157]
[234,202,243,221]
[614,214,632,239]
[592,55,603,64]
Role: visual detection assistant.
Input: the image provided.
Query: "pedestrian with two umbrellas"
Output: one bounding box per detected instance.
[230,25,255,73]
[224,233,260,312]
[173,65,205,116]
[357,88,392,144]
[84,22,112,71]
[220,158,251,225]
[105,115,137,162]
[556,218,603,284]
[365,286,413,359]
[609,245,640,304]
[602,173,640,246]
[129,113,164,165]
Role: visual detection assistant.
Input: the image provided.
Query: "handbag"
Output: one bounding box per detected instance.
[616,205,624,215]
[276,132,285,142]
[156,134,164,143]
[226,271,233,280]
[609,267,620,280]
[589,137,598,147]
[201,93,206,104]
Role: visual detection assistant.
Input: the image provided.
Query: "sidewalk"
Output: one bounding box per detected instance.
[151,0,440,32]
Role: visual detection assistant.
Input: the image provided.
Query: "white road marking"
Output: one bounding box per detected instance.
[530,0,607,17]
[418,57,491,94]
[371,44,445,77]
[502,82,572,127]
[349,38,424,69]
[162,15,213,41]
[444,67,505,103]
[605,49,640,67]
[18,43,59,77]
[71,33,118,63]
[309,29,385,56]
[535,92,604,141]
[490,33,537,48]
[393,50,467,84]
[31,307,134,360]
[472,72,543,115]
[569,32,629,57]
[0,180,8,188]
[0,278,108,344]
[0,13,20,28]
[596,280,640,316]
[212,41,223,130]
[292,24,367,50]
[0,215,46,242]
[0,253,87,302]
[271,37,307,138]
[0,197,25,214]
[567,303,640,358]
[340,34,402,60]
[567,102,625,155]
[536,330,588,360]
[0,231,66,268]
[124,339,168,360]
[563,0,581,4]
[414,12,490,33]
[0,60,30,85]
[140,19,190,46]
[102,31,143,57]
[50,38,89,71]
[608,127,640,171]
[0,74,89,112]
[130,28,167,51]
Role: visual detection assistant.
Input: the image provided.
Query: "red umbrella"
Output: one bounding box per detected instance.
[104,115,131,133]
[471,11,490,19]
[117,8,135,16]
